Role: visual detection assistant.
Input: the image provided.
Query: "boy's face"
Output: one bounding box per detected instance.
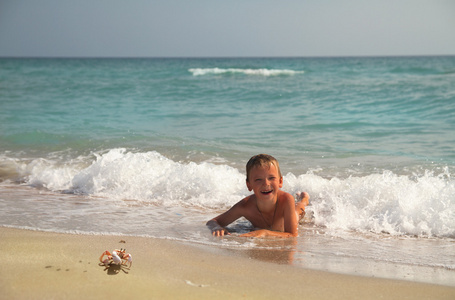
[246,163,283,202]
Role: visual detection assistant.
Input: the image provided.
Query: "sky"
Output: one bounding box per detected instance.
[0,0,454,57]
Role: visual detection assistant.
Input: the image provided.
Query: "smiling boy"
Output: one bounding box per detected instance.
[206,154,309,238]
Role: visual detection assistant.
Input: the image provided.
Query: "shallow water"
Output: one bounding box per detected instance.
[1,182,454,286]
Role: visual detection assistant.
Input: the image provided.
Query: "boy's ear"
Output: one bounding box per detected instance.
[246,180,253,191]
[279,177,283,188]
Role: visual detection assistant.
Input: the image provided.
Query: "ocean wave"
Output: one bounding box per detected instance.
[188,68,304,76]
[286,170,455,238]
[4,148,455,238]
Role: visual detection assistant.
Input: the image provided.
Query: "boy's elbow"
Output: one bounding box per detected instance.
[277,231,297,238]
[284,224,299,237]
[285,230,298,237]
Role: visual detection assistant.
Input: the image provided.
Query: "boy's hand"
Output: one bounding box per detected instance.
[207,220,231,237]
[212,227,230,237]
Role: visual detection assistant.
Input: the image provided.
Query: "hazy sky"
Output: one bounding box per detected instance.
[1,0,454,57]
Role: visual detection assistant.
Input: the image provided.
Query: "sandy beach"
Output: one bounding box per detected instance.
[1,227,454,299]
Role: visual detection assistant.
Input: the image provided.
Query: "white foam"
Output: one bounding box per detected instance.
[286,169,455,238]
[188,68,304,76]
[69,149,247,208]
[8,148,455,238]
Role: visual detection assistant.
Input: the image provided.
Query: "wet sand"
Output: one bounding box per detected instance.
[1,227,454,299]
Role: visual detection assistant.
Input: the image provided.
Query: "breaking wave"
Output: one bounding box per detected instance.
[3,148,454,238]
[188,68,304,76]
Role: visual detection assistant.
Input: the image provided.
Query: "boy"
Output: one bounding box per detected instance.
[206,154,309,238]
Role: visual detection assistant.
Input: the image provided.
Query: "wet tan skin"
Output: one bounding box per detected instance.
[207,164,309,238]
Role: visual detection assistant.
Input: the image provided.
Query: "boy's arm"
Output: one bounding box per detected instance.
[240,229,297,238]
[283,193,299,236]
[206,199,247,236]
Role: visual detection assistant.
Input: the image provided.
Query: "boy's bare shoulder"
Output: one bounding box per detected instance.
[278,190,295,202]
[237,194,255,207]
[223,195,255,219]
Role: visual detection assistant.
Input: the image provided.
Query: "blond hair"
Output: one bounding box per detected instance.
[246,154,282,182]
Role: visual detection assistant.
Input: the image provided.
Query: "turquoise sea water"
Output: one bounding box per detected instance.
[1,57,455,285]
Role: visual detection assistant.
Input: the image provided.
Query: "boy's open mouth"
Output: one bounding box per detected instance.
[261,189,273,195]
